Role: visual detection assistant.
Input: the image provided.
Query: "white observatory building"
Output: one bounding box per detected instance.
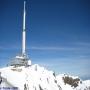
[10,1,31,67]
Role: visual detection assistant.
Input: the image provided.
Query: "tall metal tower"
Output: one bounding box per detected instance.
[22,1,26,56]
[10,1,31,67]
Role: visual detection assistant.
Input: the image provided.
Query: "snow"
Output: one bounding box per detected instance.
[74,80,90,90]
[0,65,90,90]
[56,74,73,90]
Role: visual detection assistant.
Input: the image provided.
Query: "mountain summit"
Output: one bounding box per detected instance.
[0,64,90,90]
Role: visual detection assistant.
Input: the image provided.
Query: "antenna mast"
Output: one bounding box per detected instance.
[22,1,26,55]
[9,1,32,67]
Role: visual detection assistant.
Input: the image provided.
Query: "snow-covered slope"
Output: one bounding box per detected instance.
[75,80,90,90]
[56,74,90,90]
[0,65,61,90]
[0,64,90,90]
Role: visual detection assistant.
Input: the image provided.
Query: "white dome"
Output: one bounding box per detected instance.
[28,60,31,66]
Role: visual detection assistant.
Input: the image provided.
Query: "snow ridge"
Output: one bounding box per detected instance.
[0,64,90,90]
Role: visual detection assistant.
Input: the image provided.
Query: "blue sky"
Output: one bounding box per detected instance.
[0,0,90,79]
